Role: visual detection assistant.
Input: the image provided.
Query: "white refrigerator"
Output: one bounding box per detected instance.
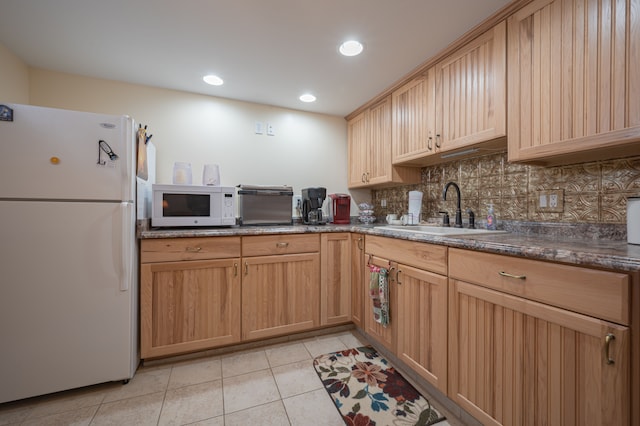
[0,103,139,403]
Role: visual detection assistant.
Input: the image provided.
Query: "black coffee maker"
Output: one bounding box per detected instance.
[301,187,327,225]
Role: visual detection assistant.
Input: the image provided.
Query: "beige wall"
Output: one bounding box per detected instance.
[0,42,29,103]
[27,68,364,211]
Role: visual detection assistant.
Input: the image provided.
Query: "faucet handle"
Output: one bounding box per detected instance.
[439,211,450,227]
[466,209,475,229]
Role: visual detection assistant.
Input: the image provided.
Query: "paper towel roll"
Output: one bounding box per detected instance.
[628,197,640,244]
[408,191,423,215]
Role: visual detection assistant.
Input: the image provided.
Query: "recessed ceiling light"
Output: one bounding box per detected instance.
[203,75,224,86]
[339,40,363,57]
[299,94,317,103]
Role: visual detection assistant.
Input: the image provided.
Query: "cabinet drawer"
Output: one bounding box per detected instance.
[242,234,320,256]
[449,248,629,325]
[141,237,241,263]
[365,235,447,275]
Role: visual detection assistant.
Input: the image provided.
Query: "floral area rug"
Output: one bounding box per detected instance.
[313,346,446,426]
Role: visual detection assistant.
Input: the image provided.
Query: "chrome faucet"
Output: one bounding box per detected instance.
[442,181,463,228]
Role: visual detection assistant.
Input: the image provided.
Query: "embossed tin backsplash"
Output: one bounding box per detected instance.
[372,152,640,224]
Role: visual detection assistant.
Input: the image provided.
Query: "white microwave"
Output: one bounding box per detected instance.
[151,184,236,227]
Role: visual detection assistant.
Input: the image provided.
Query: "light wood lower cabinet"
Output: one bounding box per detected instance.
[364,235,448,391]
[241,235,320,341]
[140,237,242,359]
[320,233,351,325]
[448,248,631,425]
[350,234,365,328]
[363,254,398,352]
[396,264,448,394]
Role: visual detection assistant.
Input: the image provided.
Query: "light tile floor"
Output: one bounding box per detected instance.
[0,330,457,426]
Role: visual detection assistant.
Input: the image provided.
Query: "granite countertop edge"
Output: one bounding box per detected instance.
[138,222,640,272]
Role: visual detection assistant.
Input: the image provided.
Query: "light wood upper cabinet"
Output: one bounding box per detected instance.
[507,0,640,165]
[437,20,507,154]
[347,110,369,188]
[320,233,351,326]
[391,22,507,166]
[392,70,438,163]
[347,96,420,188]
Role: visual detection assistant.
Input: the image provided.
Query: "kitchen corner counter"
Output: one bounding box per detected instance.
[138,221,640,272]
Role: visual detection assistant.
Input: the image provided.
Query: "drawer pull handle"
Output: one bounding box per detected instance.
[357,237,363,251]
[276,242,289,248]
[234,263,238,277]
[185,246,202,252]
[498,271,526,280]
[244,261,249,275]
[605,333,615,365]
[396,269,402,285]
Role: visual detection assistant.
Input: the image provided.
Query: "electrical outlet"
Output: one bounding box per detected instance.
[535,189,564,213]
[292,195,302,217]
[381,199,387,208]
[267,123,275,136]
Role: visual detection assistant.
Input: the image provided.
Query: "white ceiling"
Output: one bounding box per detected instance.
[0,0,511,117]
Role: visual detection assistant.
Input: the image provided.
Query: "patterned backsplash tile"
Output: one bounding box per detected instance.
[372,152,640,224]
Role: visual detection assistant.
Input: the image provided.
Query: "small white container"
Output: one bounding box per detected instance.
[628,197,640,244]
[172,162,192,185]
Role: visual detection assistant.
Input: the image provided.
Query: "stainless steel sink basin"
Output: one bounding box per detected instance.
[375,225,507,236]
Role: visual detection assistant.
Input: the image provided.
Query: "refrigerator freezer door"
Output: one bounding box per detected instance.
[0,200,137,403]
[0,104,135,201]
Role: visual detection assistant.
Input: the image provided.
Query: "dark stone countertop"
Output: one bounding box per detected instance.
[138,221,640,272]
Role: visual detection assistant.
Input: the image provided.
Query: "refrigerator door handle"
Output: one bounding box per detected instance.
[120,202,134,291]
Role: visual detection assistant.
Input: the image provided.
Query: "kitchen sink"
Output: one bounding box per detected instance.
[375,225,507,236]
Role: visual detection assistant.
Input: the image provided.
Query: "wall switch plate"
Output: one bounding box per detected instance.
[535,189,564,213]
[255,121,264,134]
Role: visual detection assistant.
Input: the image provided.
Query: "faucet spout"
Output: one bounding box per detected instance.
[443,182,463,228]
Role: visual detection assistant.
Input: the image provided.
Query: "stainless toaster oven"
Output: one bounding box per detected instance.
[237,185,293,225]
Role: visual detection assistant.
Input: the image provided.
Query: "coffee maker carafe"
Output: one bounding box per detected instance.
[301,187,327,225]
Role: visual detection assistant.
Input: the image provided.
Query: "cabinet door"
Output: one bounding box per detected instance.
[347,110,369,188]
[242,253,320,340]
[449,279,630,426]
[141,258,241,359]
[396,264,448,393]
[437,21,507,152]
[350,234,365,328]
[507,0,640,165]
[367,96,395,185]
[363,255,397,353]
[320,233,351,325]
[392,73,437,164]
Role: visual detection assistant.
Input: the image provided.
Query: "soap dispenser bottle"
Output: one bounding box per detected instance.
[486,204,496,230]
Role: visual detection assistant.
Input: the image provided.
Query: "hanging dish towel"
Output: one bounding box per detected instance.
[369,265,390,327]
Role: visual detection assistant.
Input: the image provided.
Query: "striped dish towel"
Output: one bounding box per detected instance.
[369,265,390,327]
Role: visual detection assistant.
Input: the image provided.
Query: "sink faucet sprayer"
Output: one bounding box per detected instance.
[442,182,463,228]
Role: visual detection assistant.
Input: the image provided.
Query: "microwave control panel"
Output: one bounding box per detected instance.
[222,193,235,219]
